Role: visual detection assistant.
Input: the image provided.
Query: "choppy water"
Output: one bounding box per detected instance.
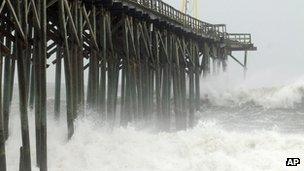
[5,77,304,171]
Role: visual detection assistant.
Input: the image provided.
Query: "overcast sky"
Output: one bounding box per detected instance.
[164,0,304,86]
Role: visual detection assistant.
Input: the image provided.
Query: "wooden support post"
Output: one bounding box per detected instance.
[33,22,41,167]
[15,0,32,170]
[70,2,79,119]
[54,47,62,119]
[216,48,222,74]
[188,68,195,127]
[154,30,161,125]
[0,42,7,171]
[125,17,139,122]
[244,51,248,79]
[106,14,117,124]
[107,61,114,123]
[148,63,154,120]
[188,41,195,127]
[202,42,210,77]
[172,35,185,130]
[3,19,13,140]
[120,63,126,125]
[113,62,119,121]
[194,44,201,111]
[160,31,171,131]
[135,21,143,121]
[86,6,98,111]
[180,64,187,127]
[59,0,74,139]
[212,45,217,75]
[39,0,47,169]
[222,48,228,72]
[77,1,84,116]
[29,63,35,110]
[121,16,131,125]
[9,57,15,104]
[142,60,148,120]
[98,10,107,120]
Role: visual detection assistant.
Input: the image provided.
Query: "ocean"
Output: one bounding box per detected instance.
[5,76,304,171]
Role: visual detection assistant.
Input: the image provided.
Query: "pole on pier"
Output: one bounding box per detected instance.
[244,50,248,79]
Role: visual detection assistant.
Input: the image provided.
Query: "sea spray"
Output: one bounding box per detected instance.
[200,75,304,109]
[5,108,304,171]
[5,78,304,171]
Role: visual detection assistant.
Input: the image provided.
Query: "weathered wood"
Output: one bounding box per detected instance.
[33,21,41,167]
[154,30,161,125]
[229,54,245,68]
[160,31,171,131]
[29,62,34,110]
[5,0,26,41]
[0,39,6,171]
[202,42,210,76]
[3,17,13,140]
[59,0,74,139]
[244,50,248,78]
[38,0,47,169]
[54,47,62,119]
[82,6,99,51]
[86,5,99,111]
[69,1,80,120]
[194,42,201,111]
[63,0,80,46]
[121,15,131,125]
[15,0,32,170]
[77,1,84,116]
[97,10,106,119]
[0,1,5,14]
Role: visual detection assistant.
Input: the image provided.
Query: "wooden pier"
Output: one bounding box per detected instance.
[0,0,256,170]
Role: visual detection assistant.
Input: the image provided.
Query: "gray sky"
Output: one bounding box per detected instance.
[164,0,304,86]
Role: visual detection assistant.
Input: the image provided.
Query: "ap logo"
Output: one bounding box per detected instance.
[286,158,300,166]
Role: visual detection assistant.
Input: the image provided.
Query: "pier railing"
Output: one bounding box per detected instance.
[227,33,252,44]
[119,0,227,40]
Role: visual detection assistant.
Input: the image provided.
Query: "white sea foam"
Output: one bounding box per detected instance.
[200,75,304,109]
[5,109,304,171]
